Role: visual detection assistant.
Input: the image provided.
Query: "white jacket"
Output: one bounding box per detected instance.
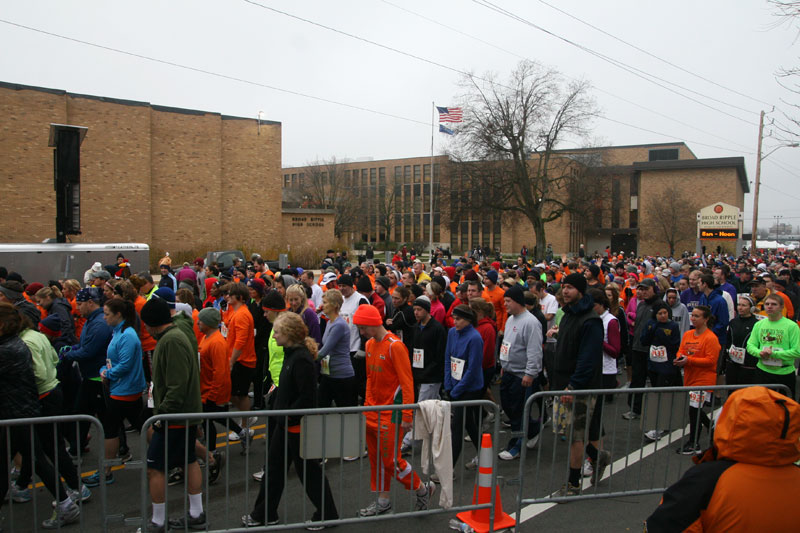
[414,399,453,509]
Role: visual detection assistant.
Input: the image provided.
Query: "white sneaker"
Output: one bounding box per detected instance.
[526,434,540,449]
[247,416,258,427]
[644,429,665,442]
[498,449,519,461]
[582,457,593,478]
[228,431,240,441]
[465,456,479,470]
[464,434,471,442]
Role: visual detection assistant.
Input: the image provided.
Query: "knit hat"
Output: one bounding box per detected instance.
[587,264,600,278]
[194,257,204,267]
[0,281,24,301]
[352,304,383,326]
[247,278,266,296]
[451,304,476,324]
[338,274,354,287]
[356,276,373,293]
[24,282,44,296]
[412,295,431,313]
[153,287,176,309]
[75,287,101,303]
[198,307,221,328]
[491,261,501,271]
[444,266,456,279]
[504,284,526,306]
[91,270,111,280]
[39,314,61,337]
[140,297,172,327]
[562,273,588,294]
[261,289,286,311]
[463,270,479,282]
[375,276,390,290]
[486,270,499,284]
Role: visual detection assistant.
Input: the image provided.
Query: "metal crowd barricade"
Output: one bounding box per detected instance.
[514,383,791,523]
[0,414,108,532]
[133,399,504,532]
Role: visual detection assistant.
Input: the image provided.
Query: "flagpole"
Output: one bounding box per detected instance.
[430,101,435,257]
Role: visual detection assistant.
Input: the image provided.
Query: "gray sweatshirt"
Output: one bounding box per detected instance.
[500,311,543,378]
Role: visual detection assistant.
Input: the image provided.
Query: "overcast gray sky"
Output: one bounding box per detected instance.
[2,1,799,233]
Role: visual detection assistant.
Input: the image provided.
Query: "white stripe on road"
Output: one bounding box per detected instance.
[517,409,721,524]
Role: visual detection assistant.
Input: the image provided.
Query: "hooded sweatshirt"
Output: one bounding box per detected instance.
[443,323,484,398]
[500,310,543,379]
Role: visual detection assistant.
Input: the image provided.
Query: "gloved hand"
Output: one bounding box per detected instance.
[58,345,72,360]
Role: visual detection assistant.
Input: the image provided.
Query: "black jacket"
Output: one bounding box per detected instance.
[15,299,41,330]
[274,344,317,428]
[411,317,447,384]
[725,315,760,368]
[0,334,41,419]
[48,297,77,351]
[552,293,603,390]
[388,303,416,354]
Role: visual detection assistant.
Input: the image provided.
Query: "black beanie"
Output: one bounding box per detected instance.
[140,297,172,327]
[356,276,373,293]
[562,273,587,294]
[261,289,286,311]
[504,284,526,306]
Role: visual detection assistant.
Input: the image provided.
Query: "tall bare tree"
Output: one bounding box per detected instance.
[445,60,598,260]
[376,178,398,244]
[297,157,360,239]
[645,189,696,257]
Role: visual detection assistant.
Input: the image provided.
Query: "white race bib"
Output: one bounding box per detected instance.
[728,346,745,365]
[342,314,352,326]
[649,345,668,363]
[320,355,331,376]
[412,348,424,369]
[499,341,511,362]
[450,357,465,380]
[220,322,228,339]
[761,352,783,367]
[688,390,710,408]
[147,382,154,409]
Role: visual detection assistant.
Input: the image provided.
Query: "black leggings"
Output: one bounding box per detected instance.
[202,402,229,452]
[2,424,67,505]
[317,375,358,408]
[451,390,483,465]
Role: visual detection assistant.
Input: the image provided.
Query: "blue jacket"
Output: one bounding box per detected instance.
[640,319,682,375]
[444,324,484,399]
[103,322,146,396]
[699,287,729,346]
[64,308,112,380]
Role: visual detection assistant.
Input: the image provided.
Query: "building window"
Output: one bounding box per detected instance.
[482,219,491,248]
[370,168,376,185]
[460,221,469,251]
[283,174,289,187]
[648,148,679,161]
[413,165,421,183]
[434,213,441,242]
[630,172,639,196]
[493,215,502,250]
[423,164,431,183]
[379,167,386,185]
[395,166,402,179]
[434,163,440,178]
[291,173,297,187]
[404,166,411,184]
[471,220,479,250]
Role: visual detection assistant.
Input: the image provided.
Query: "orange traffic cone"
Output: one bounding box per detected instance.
[456,433,516,532]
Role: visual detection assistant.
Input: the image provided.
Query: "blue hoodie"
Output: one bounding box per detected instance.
[103,322,146,397]
[444,323,484,399]
[699,287,729,346]
[63,307,112,380]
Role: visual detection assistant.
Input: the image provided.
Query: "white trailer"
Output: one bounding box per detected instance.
[0,243,149,283]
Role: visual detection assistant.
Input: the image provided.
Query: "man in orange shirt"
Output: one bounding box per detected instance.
[482,270,507,333]
[353,305,434,517]
[224,282,257,452]
[195,308,228,484]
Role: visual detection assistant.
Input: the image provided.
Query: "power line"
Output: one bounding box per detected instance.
[535,0,774,108]
[380,0,754,152]
[471,0,759,125]
[761,182,800,203]
[0,18,430,127]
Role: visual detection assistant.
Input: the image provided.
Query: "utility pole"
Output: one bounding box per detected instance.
[751,110,765,253]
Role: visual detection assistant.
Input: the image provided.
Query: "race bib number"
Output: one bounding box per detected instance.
[412,348,424,369]
[688,390,710,408]
[450,357,465,380]
[320,355,331,376]
[728,346,745,365]
[147,382,154,409]
[342,314,352,326]
[761,353,783,367]
[499,341,511,362]
[220,322,228,338]
[649,345,668,363]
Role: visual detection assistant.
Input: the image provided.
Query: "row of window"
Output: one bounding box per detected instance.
[283,164,441,189]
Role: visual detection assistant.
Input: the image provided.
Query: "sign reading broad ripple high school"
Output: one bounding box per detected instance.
[698,202,741,240]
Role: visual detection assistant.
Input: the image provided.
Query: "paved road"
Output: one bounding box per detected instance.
[0,383,727,532]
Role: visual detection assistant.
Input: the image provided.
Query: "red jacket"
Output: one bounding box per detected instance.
[475,317,497,369]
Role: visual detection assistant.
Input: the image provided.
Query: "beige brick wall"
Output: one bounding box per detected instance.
[280,210,335,250]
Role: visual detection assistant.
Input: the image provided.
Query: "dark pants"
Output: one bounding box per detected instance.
[202,402,229,452]
[31,386,80,491]
[500,373,542,452]
[755,368,797,400]
[726,364,756,389]
[251,429,339,524]
[351,354,367,404]
[1,424,67,506]
[627,350,648,414]
[451,389,483,464]
[318,375,358,408]
[252,344,268,409]
[75,379,106,452]
[588,374,618,441]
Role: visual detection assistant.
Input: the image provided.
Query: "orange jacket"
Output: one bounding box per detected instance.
[364,332,415,424]
[677,328,720,388]
[646,386,800,532]
[199,330,231,405]
[191,308,203,345]
[68,296,86,339]
[225,304,256,368]
[134,295,157,352]
[482,285,507,332]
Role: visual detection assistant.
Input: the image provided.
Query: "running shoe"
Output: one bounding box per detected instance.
[415,481,435,511]
[359,499,392,517]
[591,450,611,485]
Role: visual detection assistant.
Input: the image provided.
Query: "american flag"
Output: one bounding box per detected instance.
[437,106,463,123]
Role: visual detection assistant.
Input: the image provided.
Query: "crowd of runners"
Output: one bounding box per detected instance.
[0,244,799,530]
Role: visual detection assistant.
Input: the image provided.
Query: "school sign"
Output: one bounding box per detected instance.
[696,202,743,255]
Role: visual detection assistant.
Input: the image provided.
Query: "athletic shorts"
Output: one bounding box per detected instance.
[554,395,596,443]
[230,362,255,397]
[146,425,197,472]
